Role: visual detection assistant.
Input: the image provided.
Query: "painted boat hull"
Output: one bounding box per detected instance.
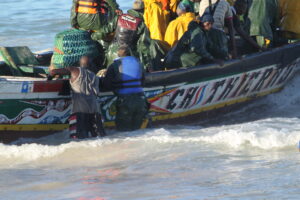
[1,43,300,142]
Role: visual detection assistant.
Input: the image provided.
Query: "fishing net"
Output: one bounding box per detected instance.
[51,29,99,69]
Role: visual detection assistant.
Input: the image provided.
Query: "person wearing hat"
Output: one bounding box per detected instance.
[199,0,237,58]
[165,13,223,68]
[164,0,196,49]
[104,0,153,71]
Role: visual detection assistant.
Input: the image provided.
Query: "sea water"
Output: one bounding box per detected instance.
[1,0,300,199]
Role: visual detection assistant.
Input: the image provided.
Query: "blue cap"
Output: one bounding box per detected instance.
[200,13,214,23]
[178,0,194,12]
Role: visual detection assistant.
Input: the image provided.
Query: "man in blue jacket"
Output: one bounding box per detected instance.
[102,46,148,131]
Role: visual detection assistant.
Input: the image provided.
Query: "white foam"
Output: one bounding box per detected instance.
[0,138,117,161]
[1,117,299,167]
[133,120,300,150]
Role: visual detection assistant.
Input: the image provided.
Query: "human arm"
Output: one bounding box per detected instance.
[224,3,237,58]
[105,0,119,10]
[105,0,122,15]
[101,63,116,91]
[192,30,224,66]
[137,24,154,72]
[233,16,262,50]
[49,67,80,82]
[191,31,214,62]
[141,65,146,86]
[70,0,79,28]
[225,18,237,58]
[91,14,118,41]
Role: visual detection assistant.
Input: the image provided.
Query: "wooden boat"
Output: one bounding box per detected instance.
[1,43,300,143]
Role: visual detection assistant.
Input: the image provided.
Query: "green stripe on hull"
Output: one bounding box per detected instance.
[0,99,44,119]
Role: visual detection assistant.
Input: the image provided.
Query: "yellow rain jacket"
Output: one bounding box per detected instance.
[279,0,300,39]
[144,0,170,41]
[164,12,196,48]
[170,0,180,14]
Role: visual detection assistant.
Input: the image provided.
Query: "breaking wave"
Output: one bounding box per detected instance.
[0,119,299,167]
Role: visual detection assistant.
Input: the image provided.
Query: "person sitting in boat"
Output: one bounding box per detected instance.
[104,0,153,72]
[279,0,300,42]
[102,46,149,131]
[231,0,263,55]
[71,0,122,30]
[198,0,237,59]
[143,0,170,42]
[165,13,223,69]
[164,0,196,49]
[247,0,278,48]
[143,0,184,70]
[49,56,106,139]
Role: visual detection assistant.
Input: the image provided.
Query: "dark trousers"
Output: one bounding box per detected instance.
[208,28,229,59]
[70,113,106,139]
[116,94,148,131]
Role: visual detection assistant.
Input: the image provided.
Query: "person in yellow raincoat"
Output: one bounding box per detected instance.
[279,0,300,40]
[144,0,170,41]
[164,1,196,48]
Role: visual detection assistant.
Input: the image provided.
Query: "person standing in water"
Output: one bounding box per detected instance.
[50,56,106,139]
[102,47,149,131]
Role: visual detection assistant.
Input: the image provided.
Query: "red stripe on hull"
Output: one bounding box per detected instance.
[33,81,64,93]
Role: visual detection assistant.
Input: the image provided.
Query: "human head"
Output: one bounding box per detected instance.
[176,0,193,16]
[80,56,90,68]
[234,0,248,15]
[117,46,131,57]
[133,0,144,11]
[200,13,214,31]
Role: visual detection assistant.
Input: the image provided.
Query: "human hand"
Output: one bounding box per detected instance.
[115,9,123,15]
[97,69,107,77]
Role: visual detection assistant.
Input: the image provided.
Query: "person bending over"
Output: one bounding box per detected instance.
[50,56,106,139]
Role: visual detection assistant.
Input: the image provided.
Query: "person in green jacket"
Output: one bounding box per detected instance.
[247,0,279,48]
[70,0,121,69]
[70,0,121,32]
[103,0,153,71]
[165,14,222,69]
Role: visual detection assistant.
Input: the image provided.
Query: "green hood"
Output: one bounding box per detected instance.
[127,9,144,19]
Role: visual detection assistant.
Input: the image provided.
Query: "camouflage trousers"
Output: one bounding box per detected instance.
[115,94,149,131]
